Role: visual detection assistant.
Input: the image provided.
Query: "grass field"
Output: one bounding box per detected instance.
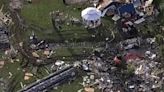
[21,0,90,42]
[0,0,99,91]
[20,0,114,60]
[0,56,85,92]
[21,0,82,29]
[21,0,113,42]
[1,0,106,91]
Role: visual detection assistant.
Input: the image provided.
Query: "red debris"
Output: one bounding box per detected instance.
[124,52,144,62]
[114,56,121,65]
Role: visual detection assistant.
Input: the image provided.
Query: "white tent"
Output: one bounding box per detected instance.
[81,7,101,28]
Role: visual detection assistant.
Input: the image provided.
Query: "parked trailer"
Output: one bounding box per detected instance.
[19,66,77,92]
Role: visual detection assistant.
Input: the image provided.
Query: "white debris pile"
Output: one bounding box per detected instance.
[0,6,13,26]
[81,75,94,87]
[9,0,23,10]
[52,60,71,71]
[79,47,164,92]
[126,51,163,91]
[145,51,157,60]
[81,56,108,72]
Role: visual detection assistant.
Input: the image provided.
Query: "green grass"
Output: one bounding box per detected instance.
[0,59,24,91]
[21,0,86,39]
[55,77,83,92]
[21,0,91,42]
[20,0,114,60]
[21,0,82,29]
[55,48,92,56]
[21,0,114,42]
[3,0,105,92]
[21,0,96,60]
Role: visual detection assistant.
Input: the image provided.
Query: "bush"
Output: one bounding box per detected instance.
[155,34,164,45]
[159,45,164,61]
[124,64,135,77]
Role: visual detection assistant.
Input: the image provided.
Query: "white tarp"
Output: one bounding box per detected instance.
[134,18,145,24]
[145,0,153,7]
[81,7,101,21]
[55,60,65,66]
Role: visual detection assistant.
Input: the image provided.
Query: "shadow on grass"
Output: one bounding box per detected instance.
[55,28,79,60]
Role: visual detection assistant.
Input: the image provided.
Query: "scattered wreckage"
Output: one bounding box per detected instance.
[78,37,164,92]
[0,6,11,50]
[0,5,13,26]
[11,0,163,92]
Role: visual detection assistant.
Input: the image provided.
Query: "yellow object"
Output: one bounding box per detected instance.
[24,76,30,80]
[25,72,33,76]
[84,87,94,92]
[24,72,33,80]
[0,61,4,68]
[32,52,40,58]
[43,50,50,56]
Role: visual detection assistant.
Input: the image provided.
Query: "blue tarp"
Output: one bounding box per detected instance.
[118,3,136,16]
